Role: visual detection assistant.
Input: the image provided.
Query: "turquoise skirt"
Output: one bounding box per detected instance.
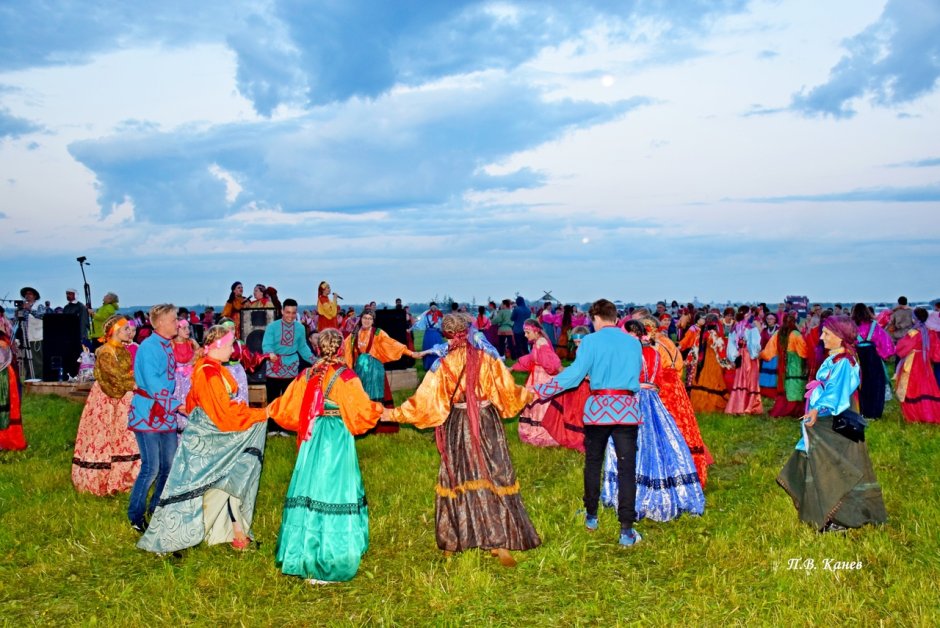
[275,412,368,582]
[354,353,385,402]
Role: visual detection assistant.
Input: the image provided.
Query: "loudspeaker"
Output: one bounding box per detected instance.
[42,313,83,381]
[241,308,277,383]
[374,308,414,371]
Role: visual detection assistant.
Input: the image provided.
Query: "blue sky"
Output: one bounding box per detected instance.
[1,0,938,308]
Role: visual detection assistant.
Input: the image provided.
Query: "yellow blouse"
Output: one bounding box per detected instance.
[94,341,135,399]
[390,346,533,429]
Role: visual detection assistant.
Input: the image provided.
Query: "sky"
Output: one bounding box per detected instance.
[1,0,939,308]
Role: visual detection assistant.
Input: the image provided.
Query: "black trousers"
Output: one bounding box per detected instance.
[265,377,293,432]
[583,424,639,529]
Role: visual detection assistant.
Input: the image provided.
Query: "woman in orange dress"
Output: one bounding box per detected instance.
[316,280,341,330]
[221,282,248,338]
[72,315,141,493]
[688,314,732,414]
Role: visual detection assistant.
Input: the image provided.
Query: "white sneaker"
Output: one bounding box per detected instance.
[306,578,337,586]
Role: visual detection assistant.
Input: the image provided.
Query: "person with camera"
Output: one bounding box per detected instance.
[15,287,45,380]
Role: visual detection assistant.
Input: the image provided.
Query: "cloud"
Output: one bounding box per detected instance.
[742,183,940,204]
[790,0,940,118]
[886,156,940,168]
[0,107,41,139]
[69,76,649,224]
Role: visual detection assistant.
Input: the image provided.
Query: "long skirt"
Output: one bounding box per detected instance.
[276,414,369,582]
[857,345,887,419]
[759,356,778,399]
[658,367,712,486]
[0,366,26,451]
[896,356,940,424]
[355,354,399,433]
[434,402,541,553]
[601,388,705,522]
[725,352,763,415]
[71,383,140,495]
[518,366,559,447]
[225,363,250,404]
[173,363,194,432]
[777,417,887,530]
[421,328,444,371]
[137,407,267,553]
[541,380,589,453]
[689,352,729,414]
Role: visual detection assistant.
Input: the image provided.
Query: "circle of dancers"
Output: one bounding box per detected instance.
[4,289,939,585]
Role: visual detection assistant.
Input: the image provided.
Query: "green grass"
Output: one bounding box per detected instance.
[2,376,940,625]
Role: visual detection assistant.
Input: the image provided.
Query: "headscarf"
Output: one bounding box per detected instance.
[100,315,129,344]
[821,315,858,365]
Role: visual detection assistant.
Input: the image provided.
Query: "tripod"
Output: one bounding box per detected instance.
[15,307,37,381]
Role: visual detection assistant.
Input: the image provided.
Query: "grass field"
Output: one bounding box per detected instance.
[2,359,940,626]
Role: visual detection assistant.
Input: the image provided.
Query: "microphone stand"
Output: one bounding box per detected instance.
[78,257,92,336]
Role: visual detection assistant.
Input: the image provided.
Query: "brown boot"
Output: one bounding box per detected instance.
[495,548,516,567]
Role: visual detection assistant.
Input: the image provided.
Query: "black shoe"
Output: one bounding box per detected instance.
[822,521,848,533]
[131,520,148,534]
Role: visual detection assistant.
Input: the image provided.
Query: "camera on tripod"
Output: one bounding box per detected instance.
[14,300,24,309]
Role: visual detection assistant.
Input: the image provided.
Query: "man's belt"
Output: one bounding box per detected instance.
[590,388,635,396]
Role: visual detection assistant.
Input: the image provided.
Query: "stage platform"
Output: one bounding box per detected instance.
[25,368,420,408]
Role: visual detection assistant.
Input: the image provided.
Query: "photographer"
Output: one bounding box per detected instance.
[16,287,46,380]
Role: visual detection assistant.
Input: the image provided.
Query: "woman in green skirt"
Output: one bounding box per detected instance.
[267,329,384,584]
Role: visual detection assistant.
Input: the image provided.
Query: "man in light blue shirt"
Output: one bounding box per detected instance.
[534,298,644,546]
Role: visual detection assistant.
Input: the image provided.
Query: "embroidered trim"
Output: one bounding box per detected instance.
[71,454,141,469]
[636,472,700,489]
[690,384,728,396]
[243,446,263,463]
[283,495,368,515]
[435,479,520,499]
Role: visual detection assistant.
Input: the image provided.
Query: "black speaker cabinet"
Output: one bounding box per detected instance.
[374,308,414,371]
[42,313,83,381]
[241,308,276,383]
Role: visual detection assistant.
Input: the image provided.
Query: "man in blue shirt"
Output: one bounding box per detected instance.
[533,299,644,546]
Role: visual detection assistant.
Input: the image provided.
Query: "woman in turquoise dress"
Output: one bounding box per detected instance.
[267,329,384,584]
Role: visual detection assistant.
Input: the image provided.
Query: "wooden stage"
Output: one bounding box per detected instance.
[24,368,420,407]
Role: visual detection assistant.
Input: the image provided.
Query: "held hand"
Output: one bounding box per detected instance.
[802,408,819,428]
[268,353,279,361]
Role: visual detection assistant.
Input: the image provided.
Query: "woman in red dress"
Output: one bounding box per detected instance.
[0,331,26,451]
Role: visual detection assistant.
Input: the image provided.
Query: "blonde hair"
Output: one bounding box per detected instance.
[442,312,470,338]
[317,328,344,360]
[102,314,127,339]
[149,303,176,324]
[203,325,230,347]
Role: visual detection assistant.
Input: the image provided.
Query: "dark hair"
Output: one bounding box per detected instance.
[227,282,242,304]
[779,312,798,360]
[914,307,928,323]
[624,320,645,337]
[478,305,486,315]
[588,299,618,323]
[502,299,512,307]
[898,296,908,305]
[851,302,872,325]
[283,298,298,308]
[723,307,735,317]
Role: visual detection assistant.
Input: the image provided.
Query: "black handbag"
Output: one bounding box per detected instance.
[831,408,866,442]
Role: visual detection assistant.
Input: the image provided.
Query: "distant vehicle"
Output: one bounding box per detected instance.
[785,295,809,318]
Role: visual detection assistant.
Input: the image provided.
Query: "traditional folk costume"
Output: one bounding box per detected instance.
[855,321,894,419]
[539,380,590,452]
[317,294,340,330]
[72,324,141,494]
[777,353,887,531]
[127,332,182,529]
[688,327,732,414]
[758,324,779,399]
[725,322,763,415]
[761,330,809,418]
[138,356,268,553]
[391,333,541,555]
[413,308,444,371]
[511,334,561,447]
[0,341,26,451]
[601,344,705,522]
[267,360,383,582]
[654,332,712,487]
[344,325,410,434]
[678,325,701,389]
[171,336,199,431]
[534,326,643,535]
[895,325,940,423]
[262,317,314,403]
[221,296,248,338]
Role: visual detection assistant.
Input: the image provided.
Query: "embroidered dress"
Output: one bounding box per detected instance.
[655,334,712,486]
[391,343,541,554]
[267,364,383,582]
[0,345,26,451]
[72,341,140,494]
[777,354,887,530]
[855,322,894,419]
[317,295,339,330]
[539,380,590,452]
[511,337,561,446]
[138,359,268,553]
[345,326,410,434]
[172,340,198,430]
[895,328,940,423]
[689,330,731,414]
[761,330,809,418]
[601,346,705,522]
[725,324,763,415]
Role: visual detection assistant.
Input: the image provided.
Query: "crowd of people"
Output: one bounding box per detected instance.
[3,282,940,586]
